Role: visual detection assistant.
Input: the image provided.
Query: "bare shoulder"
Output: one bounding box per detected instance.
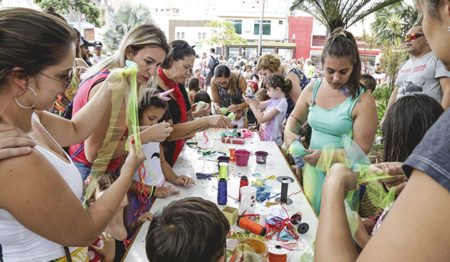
[0,149,68,208]
[357,91,376,106]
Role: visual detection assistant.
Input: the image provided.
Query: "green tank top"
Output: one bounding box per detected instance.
[307,80,365,150]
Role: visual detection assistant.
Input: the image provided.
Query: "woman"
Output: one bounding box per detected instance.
[315,1,450,260]
[157,41,230,166]
[256,54,310,116]
[0,8,144,260]
[284,28,378,214]
[69,23,173,181]
[210,64,248,116]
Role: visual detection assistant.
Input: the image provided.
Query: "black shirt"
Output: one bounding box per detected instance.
[157,83,191,166]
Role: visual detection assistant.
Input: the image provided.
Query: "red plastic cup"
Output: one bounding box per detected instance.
[235,149,251,166]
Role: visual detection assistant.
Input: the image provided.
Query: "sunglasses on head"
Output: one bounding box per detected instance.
[404,33,424,41]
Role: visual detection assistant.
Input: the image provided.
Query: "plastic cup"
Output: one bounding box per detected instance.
[219,162,229,180]
[255,151,268,164]
[239,186,257,214]
[235,149,250,166]
[217,156,230,170]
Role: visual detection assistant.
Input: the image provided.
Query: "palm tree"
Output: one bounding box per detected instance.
[290,0,401,36]
[371,2,422,45]
[103,4,154,52]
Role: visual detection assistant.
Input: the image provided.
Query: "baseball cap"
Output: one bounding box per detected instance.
[93,41,103,48]
[80,36,94,47]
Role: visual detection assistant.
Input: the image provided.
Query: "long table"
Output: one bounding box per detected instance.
[123,130,318,261]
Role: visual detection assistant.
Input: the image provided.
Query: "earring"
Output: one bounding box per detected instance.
[15,86,37,109]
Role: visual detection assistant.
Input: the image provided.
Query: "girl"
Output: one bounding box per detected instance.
[125,89,195,228]
[87,173,152,262]
[243,74,289,145]
[187,77,200,105]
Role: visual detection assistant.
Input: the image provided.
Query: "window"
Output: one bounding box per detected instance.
[176,32,180,39]
[198,32,201,40]
[228,19,242,34]
[254,20,271,35]
[279,20,283,25]
[181,32,185,39]
[202,32,206,39]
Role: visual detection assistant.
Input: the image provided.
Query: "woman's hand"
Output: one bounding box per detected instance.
[120,138,145,177]
[136,211,153,224]
[326,163,358,194]
[154,185,180,198]
[172,175,195,186]
[303,149,322,166]
[195,103,211,117]
[212,103,222,115]
[140,121,173,143]
[208,115,231,128]
[89,232,116,262]
[0,123,35,160]
[227,103,244,113]
[284,130,299,148]
[369,162,407,195]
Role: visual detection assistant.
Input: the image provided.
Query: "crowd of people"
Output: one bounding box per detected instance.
[0,0,449,261]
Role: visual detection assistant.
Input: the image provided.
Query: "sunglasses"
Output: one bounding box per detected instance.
[404,33,424,41]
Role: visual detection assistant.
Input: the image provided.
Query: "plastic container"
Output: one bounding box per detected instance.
[235,149,250,166]
[255,151,268,164]
[217,156,230,170]
[229,148,236,162]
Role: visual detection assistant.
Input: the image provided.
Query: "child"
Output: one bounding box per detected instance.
[229,96,248,128]
[255,88,270,103]
[187,77,200,105]
[125,89,194,229]
[146,197,230,262]
[87,173,153,262]
[360,74,377,93]
[192,90,212,117]
[244,74,290,145]
[194,68,206,90]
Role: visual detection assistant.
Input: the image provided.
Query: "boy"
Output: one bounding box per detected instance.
[360,74,377,93]
[146,197,230,262]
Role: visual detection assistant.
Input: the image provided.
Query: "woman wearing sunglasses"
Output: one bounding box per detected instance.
[0,8,145,261]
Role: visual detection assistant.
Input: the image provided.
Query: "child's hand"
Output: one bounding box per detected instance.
[213,103,222,115]
[121,138,145,176]
[136,211,153,224]
[154,185,180,198]
[173,175,195,186]
[196,103,211,117]
[89,232,116,262]
[141,121,173,143]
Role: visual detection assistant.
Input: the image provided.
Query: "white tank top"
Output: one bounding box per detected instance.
[0,114,83,261]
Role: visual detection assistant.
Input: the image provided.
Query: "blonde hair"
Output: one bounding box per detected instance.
[256,54,281,72]
[82,23,170,97]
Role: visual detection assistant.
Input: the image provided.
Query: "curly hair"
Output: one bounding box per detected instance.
[256,54,281,72]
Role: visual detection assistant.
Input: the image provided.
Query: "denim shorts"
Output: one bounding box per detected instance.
[74,161,92,182]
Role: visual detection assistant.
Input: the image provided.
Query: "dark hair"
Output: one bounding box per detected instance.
[214,64,231,78]
[161,40,196,69]
[0,8,77,86]
[188,77,200,92]
[86,172,119,207]
[231,96,242,105]
[321,28,362,99]
[299,121,312,149]
[138,89,169,121]
[360,74,377,93]
[193,90,211,104]
[146,197,230,262]
[255,88,269,101]
[382,94,443,162]
[265,74,292,96]
[210,48,215,53]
